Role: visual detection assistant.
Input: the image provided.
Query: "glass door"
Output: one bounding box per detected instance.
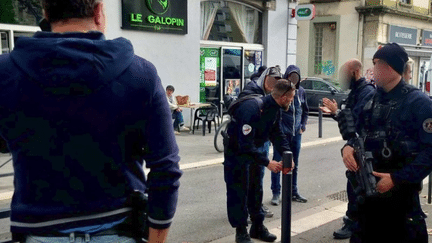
[222,47,242,100]
[244,50,263,85]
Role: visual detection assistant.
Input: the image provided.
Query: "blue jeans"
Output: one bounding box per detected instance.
[257,141,270,183]
[26,234,136,243]
[271,133,302,195]
[172,110,184,129]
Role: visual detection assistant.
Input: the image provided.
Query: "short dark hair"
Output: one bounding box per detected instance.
[272,79,295,98]
[166,85,175,92]
[41,0,102,23]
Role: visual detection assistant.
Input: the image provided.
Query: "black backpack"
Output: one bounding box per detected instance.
[227,94,264,117]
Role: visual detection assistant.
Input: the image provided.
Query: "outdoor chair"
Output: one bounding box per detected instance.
[192,104,220,136]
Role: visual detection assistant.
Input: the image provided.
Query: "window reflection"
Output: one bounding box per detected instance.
[0,0,43,26]
[201,1,262,44]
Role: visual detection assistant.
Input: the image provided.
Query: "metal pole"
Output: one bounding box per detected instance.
[318,99,323,138]
[428,173,432,204]
[281,151,293,243]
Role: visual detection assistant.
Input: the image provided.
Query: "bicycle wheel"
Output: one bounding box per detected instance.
[214,119,230,153]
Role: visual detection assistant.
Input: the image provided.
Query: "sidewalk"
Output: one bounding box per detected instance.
[175,116,342,168]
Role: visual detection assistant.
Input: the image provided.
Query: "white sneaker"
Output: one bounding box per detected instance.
[174,131,180,135]
[180,126,190,131]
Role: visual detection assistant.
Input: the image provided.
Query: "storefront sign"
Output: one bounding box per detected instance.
[200,48,220,102]
[389,25,417,45]
[422,30,432,46]
[295,4,315,21]
[122,0,187,35]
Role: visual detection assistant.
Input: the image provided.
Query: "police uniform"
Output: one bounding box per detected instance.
[224,94,290,228]
[349,80,432,242]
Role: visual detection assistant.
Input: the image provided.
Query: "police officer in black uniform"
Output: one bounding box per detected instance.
[342,43,432,243]
[224,80,295,243]
[321,59,376,239]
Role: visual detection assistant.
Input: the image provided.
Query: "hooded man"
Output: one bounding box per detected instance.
[270,65,309,205]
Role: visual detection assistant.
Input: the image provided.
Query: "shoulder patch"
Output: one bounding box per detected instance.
[423,118,432,133]
[242,124,252,135]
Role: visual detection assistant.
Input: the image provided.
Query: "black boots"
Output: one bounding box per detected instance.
[333,215,356,239]
[236,226,253,243]
[250,223,277,242]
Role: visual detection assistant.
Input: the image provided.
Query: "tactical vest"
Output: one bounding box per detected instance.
[362,84,419,172]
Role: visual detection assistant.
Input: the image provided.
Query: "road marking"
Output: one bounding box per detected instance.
[178,136,343,171]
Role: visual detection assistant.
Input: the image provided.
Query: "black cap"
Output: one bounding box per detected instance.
[267,66,282,79]
[373,43,408,75]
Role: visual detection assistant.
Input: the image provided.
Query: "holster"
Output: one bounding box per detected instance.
[120,190,149,242]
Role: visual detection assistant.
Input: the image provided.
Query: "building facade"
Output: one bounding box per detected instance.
[0,0,297,124]
[297,0,432,92]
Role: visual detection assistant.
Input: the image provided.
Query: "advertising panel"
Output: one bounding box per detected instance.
[122,0,188,35]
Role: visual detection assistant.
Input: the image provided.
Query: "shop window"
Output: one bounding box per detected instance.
[0,0,43,26]
[313,22,337,77]
[1,32,11,54]
[399,0,411,4]
[200,1,262,44]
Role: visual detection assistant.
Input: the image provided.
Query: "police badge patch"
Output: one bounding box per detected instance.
[243,124,252,135]
[423,118,432,133]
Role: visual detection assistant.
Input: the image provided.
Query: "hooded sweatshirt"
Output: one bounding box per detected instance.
[0,31,182,234]
[282,65,309,136]
[238,67,275,98]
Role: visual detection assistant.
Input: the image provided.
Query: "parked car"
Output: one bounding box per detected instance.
[300,77,349,112]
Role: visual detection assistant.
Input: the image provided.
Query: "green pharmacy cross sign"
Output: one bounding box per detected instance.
[122,0,188,35]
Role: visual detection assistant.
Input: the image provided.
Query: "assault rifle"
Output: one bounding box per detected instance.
[338,108,378,203]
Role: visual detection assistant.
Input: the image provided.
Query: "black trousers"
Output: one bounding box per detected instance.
[224,154,265,228]
[350,189,427,243]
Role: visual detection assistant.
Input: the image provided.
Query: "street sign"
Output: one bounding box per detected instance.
[295,4,315,21]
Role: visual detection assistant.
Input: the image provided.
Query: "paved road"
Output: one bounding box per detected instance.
[1,116,432,242]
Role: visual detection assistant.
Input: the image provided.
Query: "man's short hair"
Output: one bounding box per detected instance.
[272,79,295,98]
[41,0,102,23]
[166,85,175,92]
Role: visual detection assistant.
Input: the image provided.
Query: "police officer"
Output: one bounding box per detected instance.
[224,80,295,243]
[342,43,432,242]
[321,59,376,239]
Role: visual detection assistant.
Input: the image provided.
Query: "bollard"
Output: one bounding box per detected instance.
[281,151,293,243]
[318,99,323,138]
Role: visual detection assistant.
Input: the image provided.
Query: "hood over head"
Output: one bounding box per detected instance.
[10,31,134,95]
[283,65,301,89]
[255,67,283,95]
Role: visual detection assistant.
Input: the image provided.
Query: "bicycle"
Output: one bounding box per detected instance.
[214,116,230,153]
[214,96,233,153]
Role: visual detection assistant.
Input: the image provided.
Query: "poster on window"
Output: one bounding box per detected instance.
[226,79,241,98]
[204,57,217,86]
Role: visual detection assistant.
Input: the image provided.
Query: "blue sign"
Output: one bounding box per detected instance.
[389,25,417,45]
[423,30,432,46]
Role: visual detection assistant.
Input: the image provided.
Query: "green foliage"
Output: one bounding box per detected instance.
[0,0,17,24]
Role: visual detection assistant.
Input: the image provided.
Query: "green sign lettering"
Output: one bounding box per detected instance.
[297,8,311,17]
[130,13,143,22]
[147,15,184,26]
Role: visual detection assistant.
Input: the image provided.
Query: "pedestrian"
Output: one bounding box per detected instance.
[0,0,182,242]
[250,65,268,81]
[402,57,414,83]
[320,59,375,239]
[166,85,189,135]
[224,80,295,243]
[238,66,284,219]
[270,65,309,205]
[342,43,432,242]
